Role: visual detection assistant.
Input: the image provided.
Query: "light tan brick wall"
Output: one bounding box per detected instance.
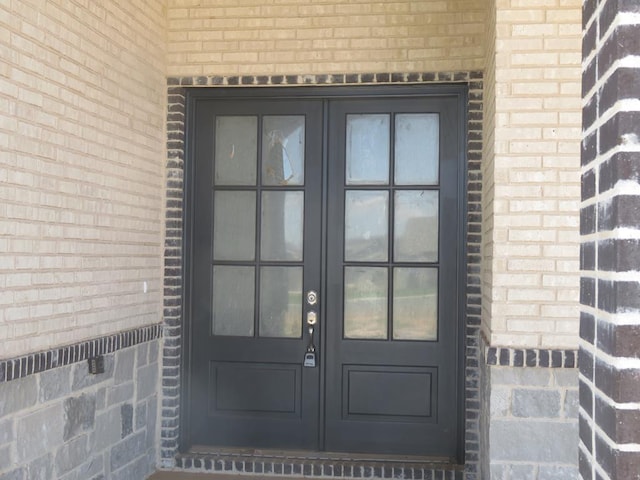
[0,1,167,358]
[482,0,582,349]
[166,0,487,76]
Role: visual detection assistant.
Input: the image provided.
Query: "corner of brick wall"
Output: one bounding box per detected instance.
[579,0,640,478]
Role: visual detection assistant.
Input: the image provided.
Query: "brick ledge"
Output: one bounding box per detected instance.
[481,332,577,368]
[0,323,163,383]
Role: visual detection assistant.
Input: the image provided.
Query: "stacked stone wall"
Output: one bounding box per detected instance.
[0,334,160,480]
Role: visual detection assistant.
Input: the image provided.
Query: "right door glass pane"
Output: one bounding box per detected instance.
[394,114,439,185]
[213,191,256,261]
[346,114,390,185]
[214,116,258,186]
[344,190,389,262]
[212,266,255,336]
[394,190,438,262]
[344,267,388,339]
[393,267,438,340]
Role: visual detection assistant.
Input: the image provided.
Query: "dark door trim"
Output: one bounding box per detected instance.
[178,82,471,464]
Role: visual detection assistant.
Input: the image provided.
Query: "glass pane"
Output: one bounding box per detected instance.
[393,268,438,340]
[344,267,388,339]
[260,267,303,338]
[345,190,388,262]
[346,114,390,185]
[213,191,256,261]
[262,116,305,186]
[394,190,438,262]
[212,266,255,336]
[261,191,304,261]
[214,116,257,185]
[395,114,439,185]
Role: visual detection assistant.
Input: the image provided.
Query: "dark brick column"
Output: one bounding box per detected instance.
[580,1,640,479]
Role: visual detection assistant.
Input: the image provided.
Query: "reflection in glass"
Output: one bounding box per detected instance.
[345,190,388,262]
[394,190,438,262]
[393,268,438,340]
[214,116,257,185]
[262,116,305,186]
[261,191,304,261]
[346,114,390,185]
[395,114,439,185]
[344,267,388,339]
[212,266,255,336]
[260,267,302,338]
[213,191,256,261]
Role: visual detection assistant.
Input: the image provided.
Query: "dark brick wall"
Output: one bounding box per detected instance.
[580,1,640,479]
[160,72,483,478]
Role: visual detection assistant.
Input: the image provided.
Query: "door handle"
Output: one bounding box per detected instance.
[304,310,318,368]
[306,310,317,326]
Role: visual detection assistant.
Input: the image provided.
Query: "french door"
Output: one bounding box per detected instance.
[186,87,465,459]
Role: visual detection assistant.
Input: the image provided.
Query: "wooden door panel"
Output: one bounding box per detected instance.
[210,362,301,415]
[343,365,436,419]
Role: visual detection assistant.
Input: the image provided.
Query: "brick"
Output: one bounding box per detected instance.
[597,321,640,359]
[595,358,640,403]
[595,431,640,480]
[598,195,640,231]
[597,280,640,313]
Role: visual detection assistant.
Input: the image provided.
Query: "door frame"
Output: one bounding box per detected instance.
[177,82,471,463]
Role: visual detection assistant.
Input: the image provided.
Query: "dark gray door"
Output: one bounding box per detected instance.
[324,97,461,456]
[188,89,464,458]
[189,98,323,449]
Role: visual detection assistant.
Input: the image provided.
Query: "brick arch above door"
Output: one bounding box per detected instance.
[160,71,484,478]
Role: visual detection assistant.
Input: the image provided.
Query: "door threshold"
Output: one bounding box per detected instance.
[190,445,454,464]
[169,447,464,479]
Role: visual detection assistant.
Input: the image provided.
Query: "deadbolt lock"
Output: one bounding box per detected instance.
[306,290,318,306]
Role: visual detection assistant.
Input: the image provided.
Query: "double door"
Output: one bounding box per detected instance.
[188,88,464,458]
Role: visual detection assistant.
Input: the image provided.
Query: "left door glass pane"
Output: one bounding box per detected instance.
[259,266,303,338]
[261,191,304,261]
[262,116,305,186]
[212,266,255,336]
[214,116,257,185]
[213,191,256,261]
